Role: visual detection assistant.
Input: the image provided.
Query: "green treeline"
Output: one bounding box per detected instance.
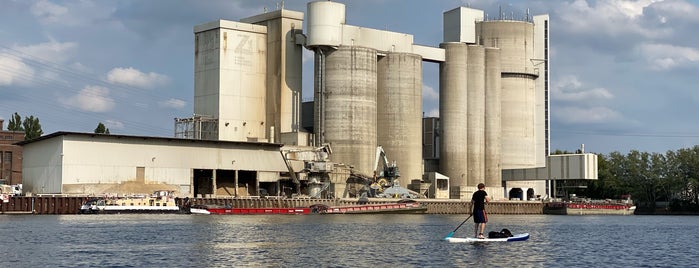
[560,147,699,213]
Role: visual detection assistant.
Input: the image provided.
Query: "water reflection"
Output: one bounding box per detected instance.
[0,214,697,267]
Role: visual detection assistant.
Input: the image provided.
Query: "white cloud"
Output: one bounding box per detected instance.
[0,41,77,87]
[552,75,614,102]
[0,53,34,86]
[558,0,668,38]
[107,67,170,89]
[30,0,68,22]
[17,40,78,63]
[648,0,699,21]
[159,98,187,109]
[423,84,438,100]
[636,43,699,70]
[554,106,623,124]
[31,0,116,27]
[59,85,115,112]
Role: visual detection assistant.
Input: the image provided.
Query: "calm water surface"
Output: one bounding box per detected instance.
[0,214,696,267]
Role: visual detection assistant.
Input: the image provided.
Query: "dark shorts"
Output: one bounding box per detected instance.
[473,209,488,223]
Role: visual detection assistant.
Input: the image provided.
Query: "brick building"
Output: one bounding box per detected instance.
[0,119,24,185]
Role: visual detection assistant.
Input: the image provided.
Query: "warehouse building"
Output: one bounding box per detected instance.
[19,132,287,197]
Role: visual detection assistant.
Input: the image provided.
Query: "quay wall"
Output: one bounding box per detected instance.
[1,196,544,215]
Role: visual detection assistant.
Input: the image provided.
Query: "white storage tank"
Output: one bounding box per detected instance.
[306,1,345,47]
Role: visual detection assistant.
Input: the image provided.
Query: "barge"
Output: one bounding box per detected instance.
[309,202,426,214]
[544,201,636,215]
[188,201,426,215]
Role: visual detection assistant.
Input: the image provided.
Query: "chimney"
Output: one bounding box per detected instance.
[0,119,4,130]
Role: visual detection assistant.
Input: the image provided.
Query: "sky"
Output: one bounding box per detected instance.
[1,0,698,155]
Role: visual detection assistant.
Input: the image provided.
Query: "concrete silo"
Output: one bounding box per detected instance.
[477,21,538,169]
[439,42,469,198]
[466,45,485,187]
[320,46,378,176]
[377,52,423,184]
[306,1,380,176]
[484,47,502,189]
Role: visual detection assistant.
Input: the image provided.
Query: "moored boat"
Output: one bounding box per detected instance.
[544,201,636,215]
[187,200,427,215]
[189,204,211,214]
[309,201,427,214]
[188,204,311,215]
[80,190,180,214]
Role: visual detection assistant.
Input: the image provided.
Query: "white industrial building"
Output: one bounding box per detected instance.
[19,132,288,197]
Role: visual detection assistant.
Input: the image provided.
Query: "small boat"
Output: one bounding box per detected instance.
[80,190,180,214]
[188,204,211,215]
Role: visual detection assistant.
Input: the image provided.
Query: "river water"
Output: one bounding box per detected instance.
[0,214,696,267]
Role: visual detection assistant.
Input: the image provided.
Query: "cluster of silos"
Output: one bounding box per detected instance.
[438,17,540,198]
[439,44,502,196]
[476,21,538,169]
[307,1,423,182]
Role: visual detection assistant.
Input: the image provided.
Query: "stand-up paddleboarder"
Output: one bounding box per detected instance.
[472,183,491,239]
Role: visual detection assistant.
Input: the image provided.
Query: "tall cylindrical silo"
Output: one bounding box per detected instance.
[466,45,485,187]
[377,52,423,184]
[322,46,378,176]
[439,42,468,198]
[484,47,502,188]
[477,21,537,168]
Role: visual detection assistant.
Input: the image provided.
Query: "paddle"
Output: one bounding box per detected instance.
[443,214,473,240]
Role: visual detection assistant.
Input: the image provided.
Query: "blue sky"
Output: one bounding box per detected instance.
[1,0,698,155]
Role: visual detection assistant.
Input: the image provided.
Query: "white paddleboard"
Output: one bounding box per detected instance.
[445,233,529,243]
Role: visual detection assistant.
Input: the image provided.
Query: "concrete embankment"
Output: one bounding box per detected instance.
[1,196,544,215]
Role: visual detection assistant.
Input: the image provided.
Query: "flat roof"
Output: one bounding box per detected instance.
[16,131,284,148]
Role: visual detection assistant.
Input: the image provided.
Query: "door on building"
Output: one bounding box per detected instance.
[193,169,213,198]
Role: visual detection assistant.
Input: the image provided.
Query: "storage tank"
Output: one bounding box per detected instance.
[306,1,345,47]
[466,45,485,187]
[439,42,468,194]
[484,47,502,187]
[320,46,377,176]
[476,21,537,168]
[377,52,423,183]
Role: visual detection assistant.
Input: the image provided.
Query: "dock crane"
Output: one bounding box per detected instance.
[373,145,400,188]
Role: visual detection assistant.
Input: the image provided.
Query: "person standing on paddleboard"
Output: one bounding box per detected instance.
[472,183,491,239]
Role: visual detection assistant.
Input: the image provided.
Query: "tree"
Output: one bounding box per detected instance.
[6,112,42,140]
[94,122,110,134]
[7,112,22,131]
[22,115,43,140]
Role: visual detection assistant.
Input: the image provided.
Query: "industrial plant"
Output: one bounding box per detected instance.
[16,1,598,202]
